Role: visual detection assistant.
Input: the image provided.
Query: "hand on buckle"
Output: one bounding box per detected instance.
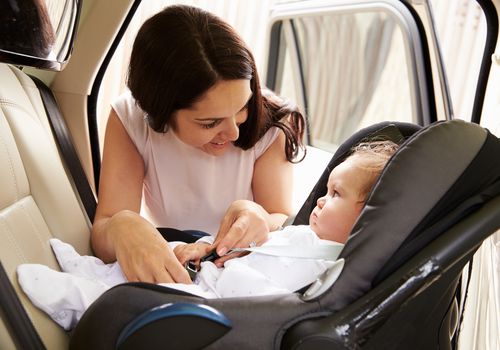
[185,261,198,281]
[185,250,221,281]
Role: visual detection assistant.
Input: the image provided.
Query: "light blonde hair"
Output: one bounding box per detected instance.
[346,140,400,198]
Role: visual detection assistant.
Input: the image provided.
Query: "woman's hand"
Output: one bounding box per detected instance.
[213,200,271,265]
[101,211,192,284]
[173,243,213,266]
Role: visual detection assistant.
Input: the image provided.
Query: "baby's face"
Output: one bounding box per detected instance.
[309,156,372,243]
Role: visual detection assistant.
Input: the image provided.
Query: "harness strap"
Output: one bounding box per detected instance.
[228,243,344,261]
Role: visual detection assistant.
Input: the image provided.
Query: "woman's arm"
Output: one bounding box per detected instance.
[92,110,144,261]
[214,130,292,258]
[92,110,190,283]
[252,129,293,228]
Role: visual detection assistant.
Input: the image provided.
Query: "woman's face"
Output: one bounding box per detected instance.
[173,79,252,156]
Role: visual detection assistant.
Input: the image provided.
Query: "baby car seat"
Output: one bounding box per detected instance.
[69,119,500,350]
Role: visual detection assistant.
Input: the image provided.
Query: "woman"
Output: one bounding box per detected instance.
[92,5,305,284]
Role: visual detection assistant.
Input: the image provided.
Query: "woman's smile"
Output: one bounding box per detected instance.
[209,140,230,150]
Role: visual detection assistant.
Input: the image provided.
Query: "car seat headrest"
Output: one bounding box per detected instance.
[323,120,500,310]
[293,121,421,226]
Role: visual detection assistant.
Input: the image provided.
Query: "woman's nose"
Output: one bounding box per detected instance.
[222,117,239,141]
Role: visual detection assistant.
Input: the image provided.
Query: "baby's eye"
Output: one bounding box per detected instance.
[332,190,340,197]
[200,119,222,129]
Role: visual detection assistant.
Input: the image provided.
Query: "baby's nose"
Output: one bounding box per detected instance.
[317,196,326,208]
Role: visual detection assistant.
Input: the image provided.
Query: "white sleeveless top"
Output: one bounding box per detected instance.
[112,91,279,236]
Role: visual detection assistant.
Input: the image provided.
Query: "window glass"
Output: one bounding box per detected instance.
[272,9,415,152]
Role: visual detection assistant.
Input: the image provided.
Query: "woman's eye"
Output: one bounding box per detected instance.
[239,102,249,113]
[200,120,222,129]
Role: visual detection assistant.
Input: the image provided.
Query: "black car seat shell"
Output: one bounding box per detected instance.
[326,120,498,310]
[68,120,500,350]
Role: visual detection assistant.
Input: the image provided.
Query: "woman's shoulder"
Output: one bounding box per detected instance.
[111,90,151,132]
[253,126,280,158]
[110,90,153,155]
[111,90,147,125]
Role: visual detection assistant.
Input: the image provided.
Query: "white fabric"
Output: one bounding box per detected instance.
[17,225,344,330]
[229,241,343,260]
[112,91,280,235]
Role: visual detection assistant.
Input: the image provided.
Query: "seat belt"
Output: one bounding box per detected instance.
[30,76,97,222]
[234,243,346,300]
[185,241,344,281]
[0,262,45,350]
[227,243,344,260]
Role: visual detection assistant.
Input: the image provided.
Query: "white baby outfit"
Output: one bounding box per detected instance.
[17,225,344,330]
[112,91,280,235]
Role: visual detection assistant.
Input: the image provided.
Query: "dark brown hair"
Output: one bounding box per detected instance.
[127,5,305,162]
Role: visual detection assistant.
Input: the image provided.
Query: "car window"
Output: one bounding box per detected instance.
[265,1,432,153]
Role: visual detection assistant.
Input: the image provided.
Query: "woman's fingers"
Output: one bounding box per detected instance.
[214,211,234,246]
[215,204,270,256]
[216,215,250,255]
[161,258,192,284]
[213,251,246,267]
[117,238,192,284]
[174,243,213,266]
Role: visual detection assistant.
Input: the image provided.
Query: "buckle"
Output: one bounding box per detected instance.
[185,250,221,281]
[185,261,198,281]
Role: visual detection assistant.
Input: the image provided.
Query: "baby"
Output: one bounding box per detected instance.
[17,140,399,330]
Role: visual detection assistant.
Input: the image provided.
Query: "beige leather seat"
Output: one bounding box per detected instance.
[0,63,92,349]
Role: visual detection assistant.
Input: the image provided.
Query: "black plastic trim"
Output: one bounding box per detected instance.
[87,0,142,194]
[289,19,312,145]
[471,0,499,124]
[266,21,282,92]
[400,0,438,125]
